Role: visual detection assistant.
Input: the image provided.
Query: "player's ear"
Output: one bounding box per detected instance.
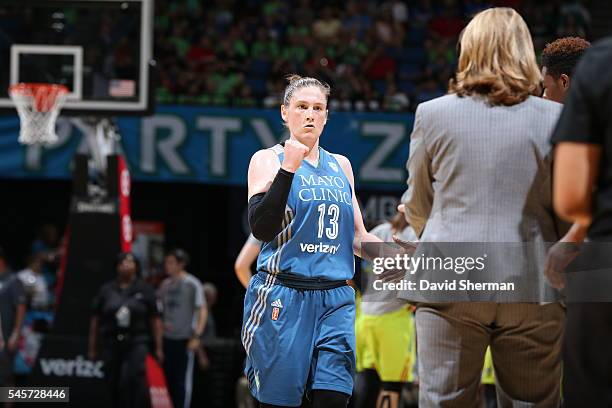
[324,109,328,125]
[281,104,288,123]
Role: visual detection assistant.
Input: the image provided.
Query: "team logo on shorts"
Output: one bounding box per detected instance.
[271,299,283,321]
[328,162,339,172]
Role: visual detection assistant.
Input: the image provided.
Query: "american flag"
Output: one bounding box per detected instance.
[109,79,136,98]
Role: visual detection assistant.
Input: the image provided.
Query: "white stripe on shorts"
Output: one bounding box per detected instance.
[243,208,293,353]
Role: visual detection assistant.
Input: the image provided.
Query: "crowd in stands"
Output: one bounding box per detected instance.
[0,0,592,111]
[154,0,591,111]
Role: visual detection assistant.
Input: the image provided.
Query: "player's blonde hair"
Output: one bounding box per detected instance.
[282,75,330,106]
[449,7,541,106]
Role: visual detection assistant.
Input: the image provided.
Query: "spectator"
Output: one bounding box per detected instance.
[312,6,342,43]
[389,0,409,25]
[250,27,279,59]
[411,0,436,27]
[342,1,372,40]
[382,81,410,111]
[168,23,191,58]
[158,249,206,408]
[17,253,50,310]
[364,46,397,81]
[373,9,397,45]
[0,246,26,387]
[234,84,257,107]
[186,35,216,66]
[30,223,60,287]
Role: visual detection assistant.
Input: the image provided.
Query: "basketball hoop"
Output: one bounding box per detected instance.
[9,83,69,145]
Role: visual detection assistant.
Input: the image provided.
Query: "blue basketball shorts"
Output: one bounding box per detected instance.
[241,272,356,407]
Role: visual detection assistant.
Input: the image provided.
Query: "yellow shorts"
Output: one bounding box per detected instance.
[355,307,369,373]
[354,292,367,371]
[356,307,416,382]
[481,346,495,385]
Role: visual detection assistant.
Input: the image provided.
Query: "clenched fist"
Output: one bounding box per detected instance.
[281,139,310,173]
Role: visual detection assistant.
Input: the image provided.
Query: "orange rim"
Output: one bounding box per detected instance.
[9,83,69,112]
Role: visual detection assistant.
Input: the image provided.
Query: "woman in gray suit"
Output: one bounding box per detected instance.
[401,8,565,407]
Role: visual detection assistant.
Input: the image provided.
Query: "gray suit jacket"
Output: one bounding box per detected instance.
[401,94,567,302]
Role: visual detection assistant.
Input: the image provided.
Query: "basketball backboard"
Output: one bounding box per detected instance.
[0,0,154,116]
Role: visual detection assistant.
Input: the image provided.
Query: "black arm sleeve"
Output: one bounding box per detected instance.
[248,168,295,242]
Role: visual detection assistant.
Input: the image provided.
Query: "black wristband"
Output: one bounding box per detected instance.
[248,168,295,242]
[278,167,295,177]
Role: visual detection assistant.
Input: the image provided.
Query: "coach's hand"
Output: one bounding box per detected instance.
[282,139,309,173]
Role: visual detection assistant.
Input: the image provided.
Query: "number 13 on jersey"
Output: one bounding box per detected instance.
[317,203,340,239]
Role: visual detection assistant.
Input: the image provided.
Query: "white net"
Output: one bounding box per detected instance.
[9,83,68,145]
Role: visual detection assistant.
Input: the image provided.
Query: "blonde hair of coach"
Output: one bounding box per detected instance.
[449,7,542,106]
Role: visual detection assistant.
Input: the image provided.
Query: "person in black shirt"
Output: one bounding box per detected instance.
[550,36,612,407]
[88,252,163,408]
[542,37,590,289]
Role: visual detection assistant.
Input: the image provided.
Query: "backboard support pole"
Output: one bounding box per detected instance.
[70,117,121,174]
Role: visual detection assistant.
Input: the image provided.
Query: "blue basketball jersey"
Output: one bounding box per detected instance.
[256,145,355,280]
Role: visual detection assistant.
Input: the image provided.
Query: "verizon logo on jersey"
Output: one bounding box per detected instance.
[299,242,340,254]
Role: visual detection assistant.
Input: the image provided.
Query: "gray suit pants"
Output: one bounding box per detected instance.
[415,302,564,408]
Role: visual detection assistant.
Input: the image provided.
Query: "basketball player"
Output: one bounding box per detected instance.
[243,75,391,408]
[234,235,261,408]
[356,212,417,408]
[234,234,261,289]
